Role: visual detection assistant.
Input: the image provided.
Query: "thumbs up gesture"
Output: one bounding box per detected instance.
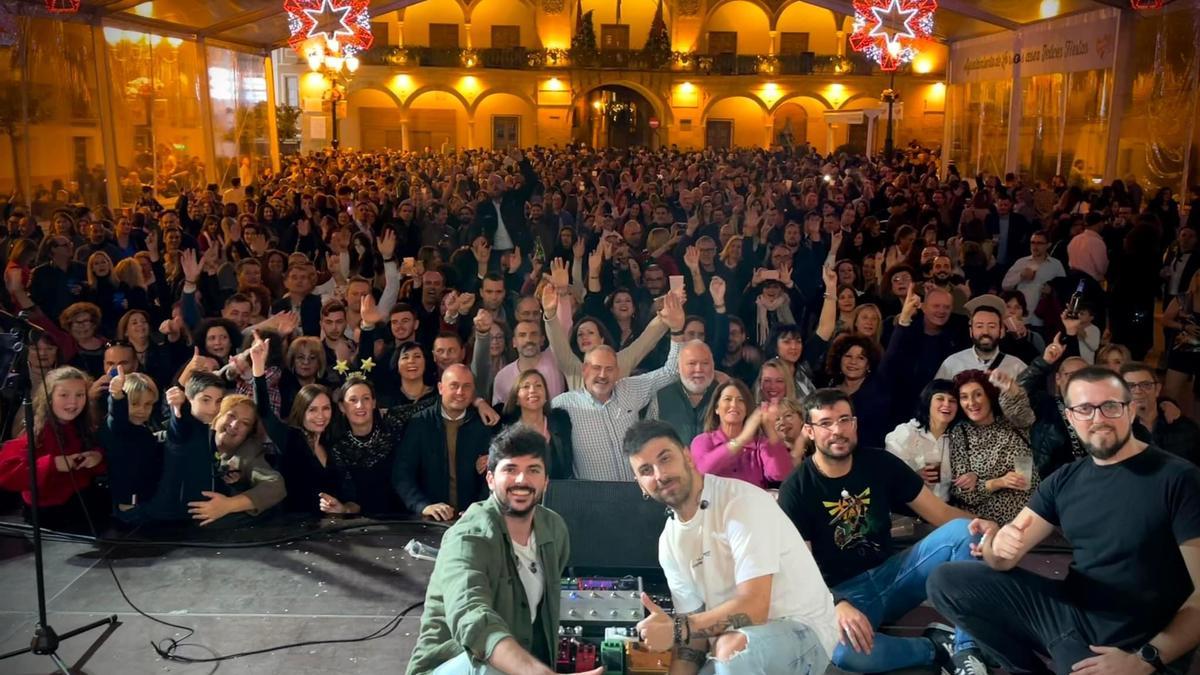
[635,592,675,653]
[993,510,1033,560]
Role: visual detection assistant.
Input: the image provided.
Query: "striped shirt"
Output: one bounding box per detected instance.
[551,340,682,481]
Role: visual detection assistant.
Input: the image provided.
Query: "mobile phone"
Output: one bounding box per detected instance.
[669,275,685,294]
[108,368,119,378]
[403,256,415,269]
[761,270,780,281]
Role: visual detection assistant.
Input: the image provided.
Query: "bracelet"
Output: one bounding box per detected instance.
[381,256,396,263]
[672,615,687,647]
[670,329,685,336]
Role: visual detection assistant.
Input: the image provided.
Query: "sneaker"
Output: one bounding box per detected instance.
[952,648,992,675]
[923,622,956,674]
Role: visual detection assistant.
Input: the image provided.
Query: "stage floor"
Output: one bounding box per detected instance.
[0,519,445,674]
[0,516,1188,675]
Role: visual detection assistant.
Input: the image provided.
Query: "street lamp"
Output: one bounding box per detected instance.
[306,42,360,152]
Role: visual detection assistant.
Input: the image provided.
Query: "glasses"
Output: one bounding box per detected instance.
[1123,380,1157,392]
[1065,400,1130,420]
[806,415,857,431]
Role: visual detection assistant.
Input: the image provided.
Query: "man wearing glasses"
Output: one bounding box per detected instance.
[777,389,993,675]
[1121,362,1199,464]
[929,366,1200,675]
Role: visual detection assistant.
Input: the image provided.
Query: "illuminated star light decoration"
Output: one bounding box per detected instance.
[849,0,937,71]
[285,0,374,56]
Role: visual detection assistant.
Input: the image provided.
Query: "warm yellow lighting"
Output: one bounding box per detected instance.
[149,34,162,47]
[678,81,696,94]
[592,100,603,111]
[932,81,946,93]
[458,76,480,92]
[913,56,933,74]
[325,55,344,71]
[886,41,901,56]
[103,26,122,44]
[545,77,563,91]
[1039,0,1060,19]
[307,51,324,71]
[166,36,182,48]
[392,73,413,91]
[824,83,849,107]
[133,1,153,17]
[345,55,360,73]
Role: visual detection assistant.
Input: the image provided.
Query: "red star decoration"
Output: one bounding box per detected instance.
[1130,0,1163,8]
[284,0,374,54]
[849,0,938,71]
[45,0,81,13]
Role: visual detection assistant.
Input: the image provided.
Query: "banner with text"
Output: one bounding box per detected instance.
[950,7,1120,84]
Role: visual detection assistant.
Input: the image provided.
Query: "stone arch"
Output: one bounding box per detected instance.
[471,90,538,148]
[573,79,672,126]
[701,92,768,121]
[467,87,537,115]
[402,85,472,111]
[346,87,404,151]
[347,82,405,109]
[772,0,841,31]
[767,93,832,115]
[704,0,773,27]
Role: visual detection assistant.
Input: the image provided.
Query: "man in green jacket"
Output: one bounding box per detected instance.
[406,426,602,675]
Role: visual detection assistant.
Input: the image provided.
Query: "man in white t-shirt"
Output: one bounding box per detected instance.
[621,419,837,675]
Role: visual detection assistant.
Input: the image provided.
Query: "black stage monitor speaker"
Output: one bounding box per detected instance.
[543,480,668,572]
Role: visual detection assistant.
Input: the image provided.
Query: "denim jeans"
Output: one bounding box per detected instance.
[830,518,980,672]
[698,619,830,675]
[430,652,505,675]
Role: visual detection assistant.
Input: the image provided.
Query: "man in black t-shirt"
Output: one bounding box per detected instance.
[929,367,1200,675]
[777,389,992,674]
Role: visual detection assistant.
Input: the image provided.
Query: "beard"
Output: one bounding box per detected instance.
[649,467,695,510]
[815,434,856,459]
[974,335,998,352]
[1082,427,1131,460]
[495,486,542,518]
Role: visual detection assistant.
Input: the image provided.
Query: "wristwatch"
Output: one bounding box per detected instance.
[1137,644,1166,673]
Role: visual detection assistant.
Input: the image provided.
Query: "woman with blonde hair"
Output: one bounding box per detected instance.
[846,303,884,346]
[0,367,108,530]
[755,357,797,405]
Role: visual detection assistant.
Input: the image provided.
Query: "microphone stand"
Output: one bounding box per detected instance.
[0,320,118,673]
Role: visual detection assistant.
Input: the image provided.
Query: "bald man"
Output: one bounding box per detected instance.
[551,292,689,480]
[394,364,498,520]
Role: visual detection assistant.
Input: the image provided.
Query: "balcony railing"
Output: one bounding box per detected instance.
[360,45,878,76]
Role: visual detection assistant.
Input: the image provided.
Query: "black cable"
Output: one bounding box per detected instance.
[24,371,435,665]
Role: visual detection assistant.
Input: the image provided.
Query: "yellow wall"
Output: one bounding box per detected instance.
[775,3,840,54]
[345,88,400,150]
[407,89,470,149]
[402,0,466,46]
[580,0,660,50]
[470,0,540,48]
[474,92,538,148]
[706,1,770,54]
[706,96,768,147]
[773,95,827,150]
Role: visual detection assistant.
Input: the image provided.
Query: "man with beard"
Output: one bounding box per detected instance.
[620,419,837,675]
[646,342,719,446]
[936,297,1027,381]
[925,254,971,314]
[777,389,990,675]
[929,367,1200,675]
[491,320,566,405]
[406,427,597,675]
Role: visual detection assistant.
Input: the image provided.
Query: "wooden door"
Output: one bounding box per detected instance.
[708,31,737,54]
[429,24,460,48]
[779,32,810,54]
[848,122,869,154]
[491,25,520,48]
[492,116,519,149]
[706,120,732,149]
[600,24,630,51]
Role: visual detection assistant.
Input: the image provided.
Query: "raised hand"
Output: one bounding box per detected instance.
[360,294,384,327]
[456,292,476,316]
[473,308,494,335]
[634,593,673,653]
[276,310,300,336]
[572,236,585,261]
[659,289,686,333]
[249,332,270,377]
[108,365,127,399]
[822,265,837,293]
[550,257,570,289]
[1043,332,1066,364]
[507,245,522,274]
[378,228,397,260]
[709,275,726,308]
[899,286,921,324]
[988,368,1018,396]
[181,248,201,284]
[1060,309,1081,336]
[588,245,605,275]
[683,245,700,271]
[471,237,492,265]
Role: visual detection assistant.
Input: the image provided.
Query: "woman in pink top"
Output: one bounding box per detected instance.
[690,379,794,488]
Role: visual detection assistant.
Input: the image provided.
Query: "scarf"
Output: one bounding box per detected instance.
[755,292,796,348]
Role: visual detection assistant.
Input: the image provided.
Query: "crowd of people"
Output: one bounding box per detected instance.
[1,139,1199,674]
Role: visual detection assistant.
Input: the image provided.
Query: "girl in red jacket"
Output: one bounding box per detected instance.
[0,366,108,531]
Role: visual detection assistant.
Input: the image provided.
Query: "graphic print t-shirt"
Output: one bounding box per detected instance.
[777,450,924,587]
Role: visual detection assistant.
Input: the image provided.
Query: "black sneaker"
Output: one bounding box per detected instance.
[952,647,992,675]
[923,622,956,674]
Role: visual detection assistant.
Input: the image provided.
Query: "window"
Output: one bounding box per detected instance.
[779,32,810,55]
[282,75,299,107]
[429,24,460,48]
[491,25,520,48]
[708,31,737,54]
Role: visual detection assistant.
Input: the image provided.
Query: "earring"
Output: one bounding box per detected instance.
[642,492,650,501]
